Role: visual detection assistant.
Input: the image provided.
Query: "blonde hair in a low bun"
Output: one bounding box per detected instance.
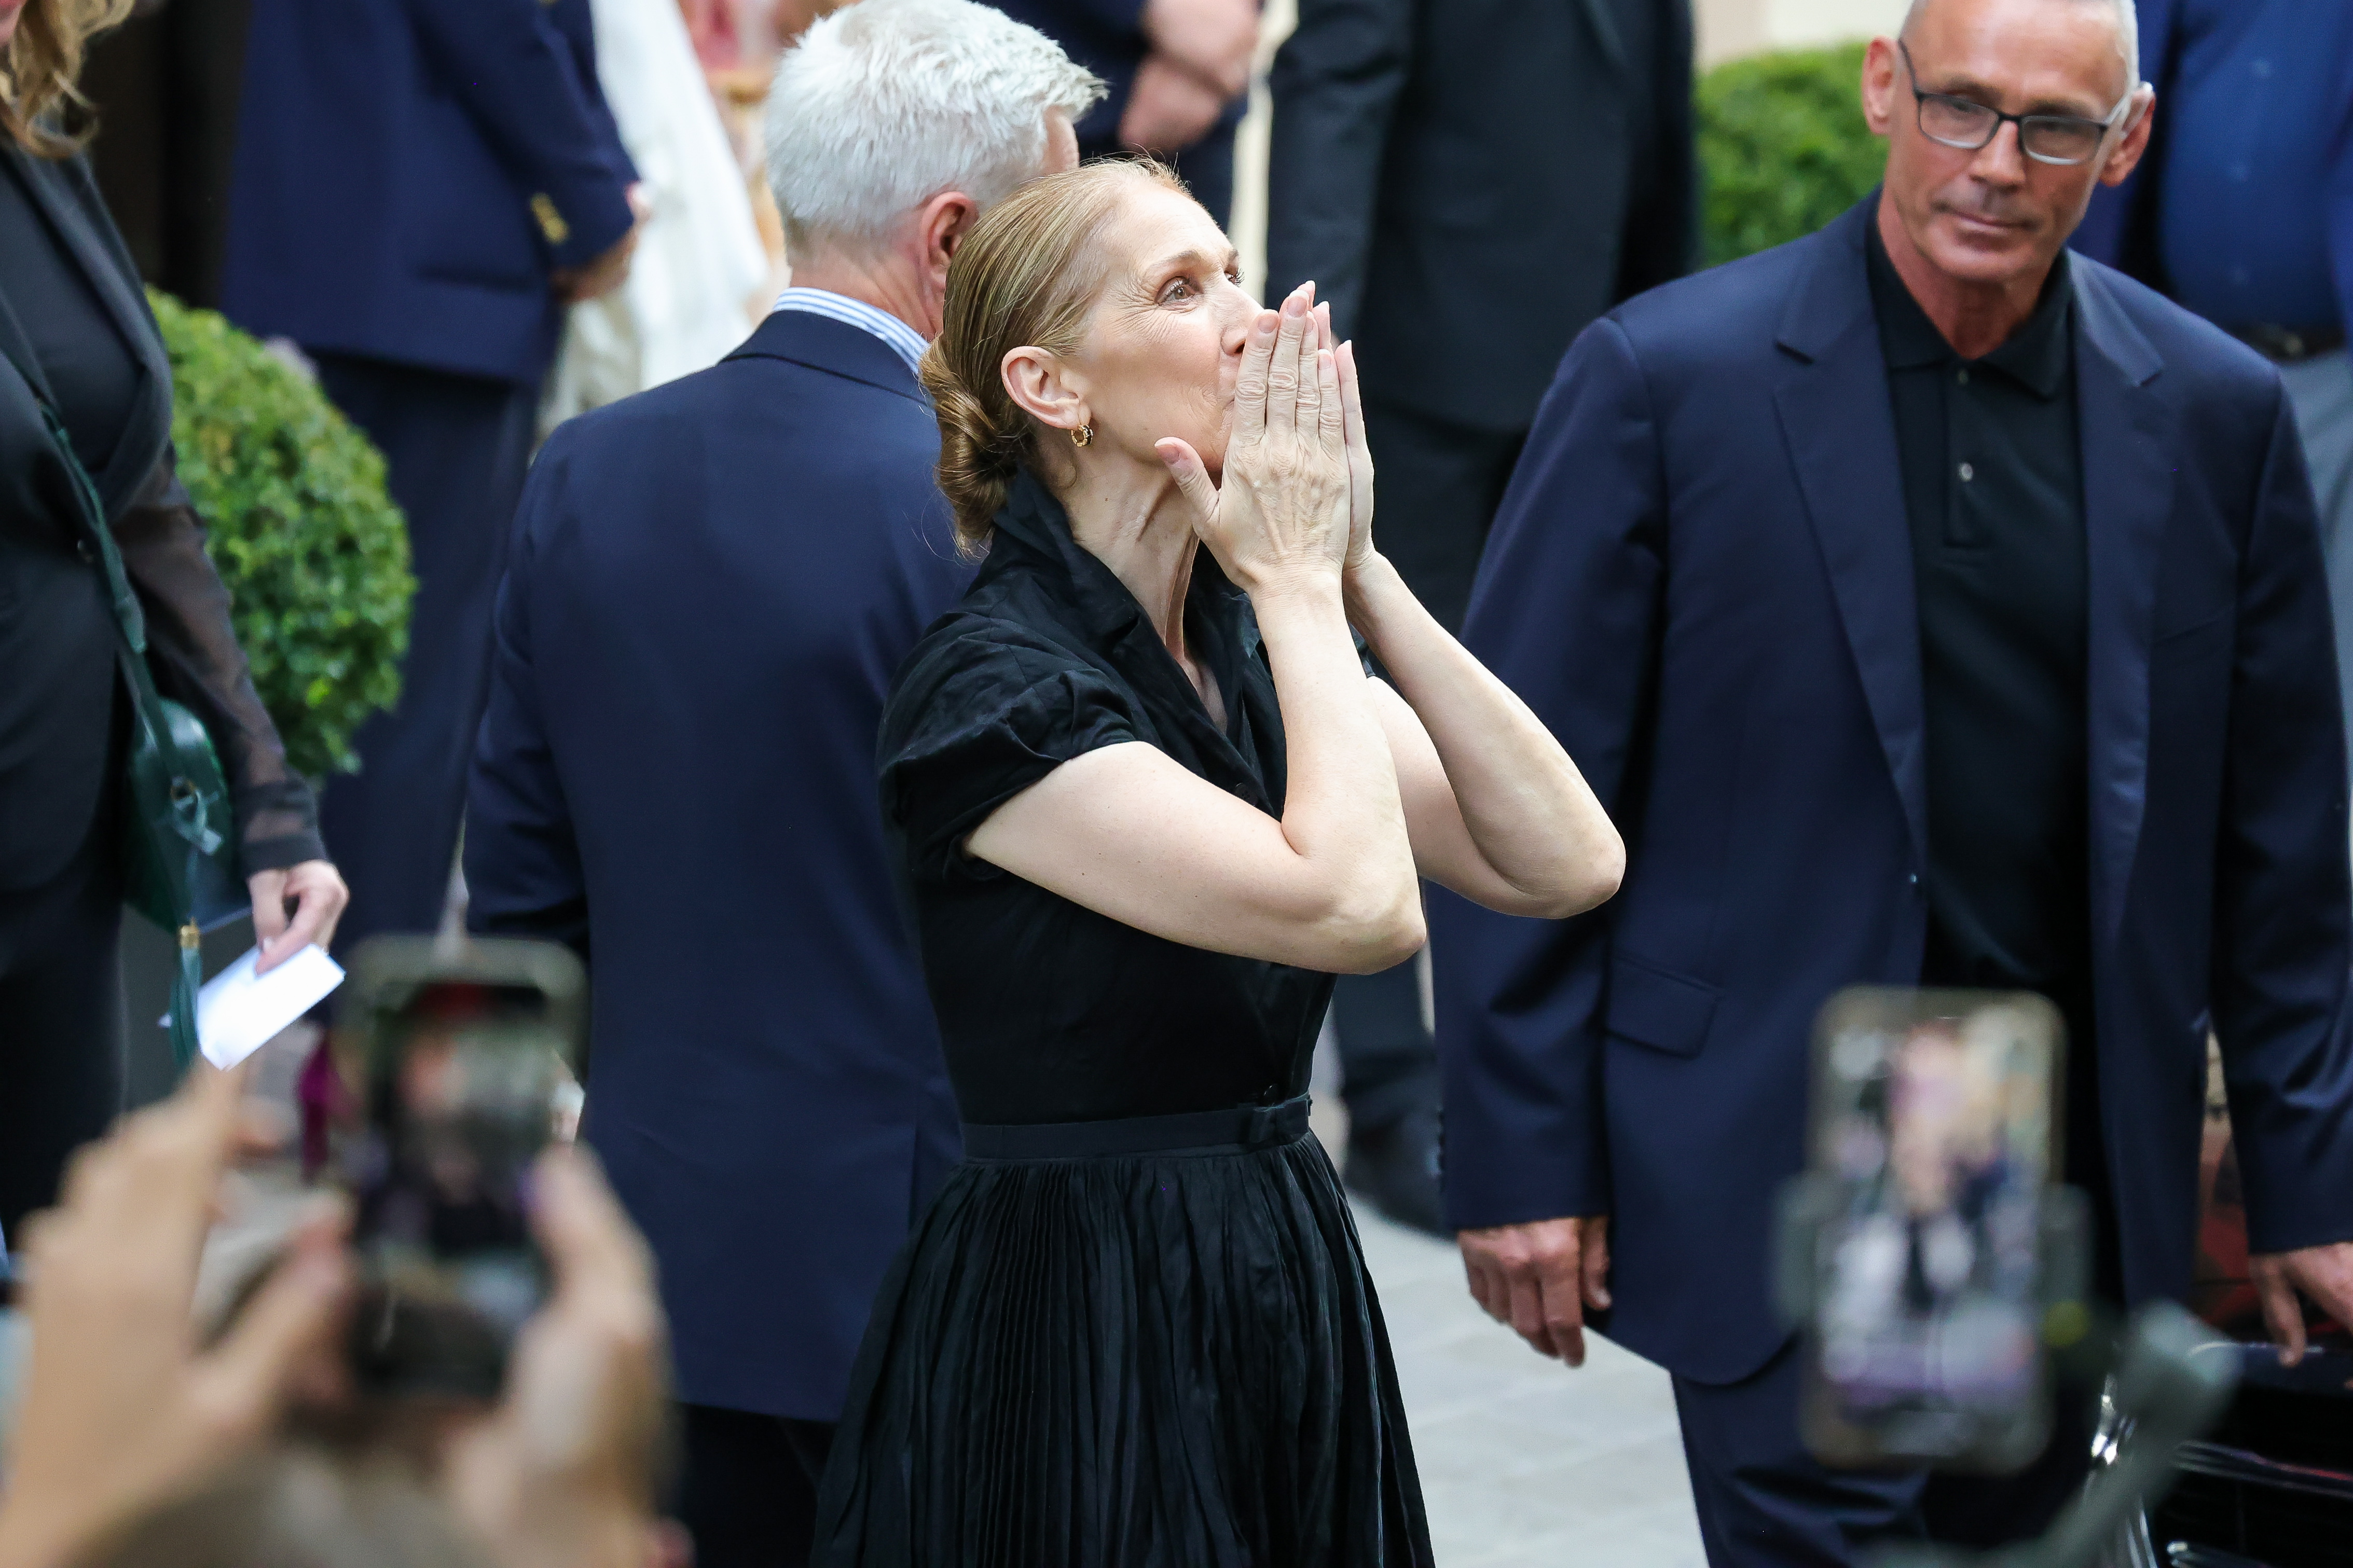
[923,158,1186,553]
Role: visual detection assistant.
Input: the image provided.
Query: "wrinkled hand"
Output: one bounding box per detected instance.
[2250,1240,2353,1366]
[1458,1216,1612,1367]
[446,1147,669,1568]
[249,858,348,973]
[1119,51,1229,153]
[1140,0,1258,100]
[1309,302,1377,574]
[0,1067,351,1568]
[1158,283,1351,599]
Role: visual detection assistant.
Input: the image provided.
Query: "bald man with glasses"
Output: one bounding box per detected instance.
[1436,0,2353,1560]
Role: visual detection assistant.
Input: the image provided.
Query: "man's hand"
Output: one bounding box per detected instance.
[248,859,348,973]
[1119,51,1229,154]
[0,1068,351,1568]
[1139,0,1258,101]
[552,190,648,306]
[2249,1240,2353,1366]
[1458,1216,1612,1367]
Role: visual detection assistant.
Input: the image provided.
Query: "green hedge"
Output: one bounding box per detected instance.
[150,290,414,780]
[1698,42,1885,266]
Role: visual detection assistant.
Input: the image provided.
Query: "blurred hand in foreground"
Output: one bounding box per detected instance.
[445,1147,671,1568]
[1458,1215,1613,1368]
[0,1066,352,1568]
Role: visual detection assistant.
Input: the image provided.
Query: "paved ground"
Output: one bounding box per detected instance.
[1348,1201,1710,1566]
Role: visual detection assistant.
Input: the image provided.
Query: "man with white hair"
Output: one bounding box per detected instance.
[463,6,1099,1563]
[1438,0,2353,1558]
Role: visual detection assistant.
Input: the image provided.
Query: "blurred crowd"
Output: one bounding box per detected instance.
[3,0,2353,1566]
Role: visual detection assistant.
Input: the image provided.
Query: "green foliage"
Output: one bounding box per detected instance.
[1698,42,1886,266]
[149,290,414,779]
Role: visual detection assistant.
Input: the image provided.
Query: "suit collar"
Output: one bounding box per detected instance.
[723,308,929,408]
[1774,196,2177,944]
[2072,258,2172,945]
[1772,199,1931,871]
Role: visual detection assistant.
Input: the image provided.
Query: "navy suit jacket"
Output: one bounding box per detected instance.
[2075,0,2353,326]
[465,311,968,1418]
[224,0,637,386]
[1436,199,2353,1385]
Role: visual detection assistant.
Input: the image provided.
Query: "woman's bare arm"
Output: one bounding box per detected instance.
[1353,557,1623,917]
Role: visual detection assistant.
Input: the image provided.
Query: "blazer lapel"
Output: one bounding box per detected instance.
[1575,0,1629,75]
[724,309,929,409]
[6,147,172,515]
[1771,207,1929,868]
[2073,263,2171,947]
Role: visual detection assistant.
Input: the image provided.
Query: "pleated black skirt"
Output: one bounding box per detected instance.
[811,1099,1434,1567]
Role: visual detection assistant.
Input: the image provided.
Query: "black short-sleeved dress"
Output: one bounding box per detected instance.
[813,473,1431,1567]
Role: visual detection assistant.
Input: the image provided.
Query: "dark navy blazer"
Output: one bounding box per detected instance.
[1436,199,2353,1385]
[465,311,968,1418]
[223,0,637,387]
[2074,0,2353,331]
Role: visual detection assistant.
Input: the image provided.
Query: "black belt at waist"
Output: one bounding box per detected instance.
[959,1094,1312,1161]
[2234,323,2346,364]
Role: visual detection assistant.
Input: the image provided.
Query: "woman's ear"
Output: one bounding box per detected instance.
[1001,345,1087,436]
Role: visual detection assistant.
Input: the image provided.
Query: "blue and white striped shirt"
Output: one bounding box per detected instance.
[768,287,929,378]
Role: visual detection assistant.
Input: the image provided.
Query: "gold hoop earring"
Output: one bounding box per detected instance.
[1071,424,1093,449]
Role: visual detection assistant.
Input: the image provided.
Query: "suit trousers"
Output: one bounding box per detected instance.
[0,777,126,1248]
[2283,350,2353,772]
[1326,401,1528,1133]
[676,1404,837,1568]
[1670,1338,2097,1566]
[1359,396,1528,638]
[311,353,539,954]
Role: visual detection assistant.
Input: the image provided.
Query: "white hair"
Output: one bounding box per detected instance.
[762,0,1105,254]
[1901,0,2141,97]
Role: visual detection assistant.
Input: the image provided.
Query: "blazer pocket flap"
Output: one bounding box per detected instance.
[1604,956,1721,1058]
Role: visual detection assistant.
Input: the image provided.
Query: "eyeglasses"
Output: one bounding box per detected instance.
[1898,41,2132,167]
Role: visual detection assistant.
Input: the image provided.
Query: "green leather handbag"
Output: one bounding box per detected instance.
[39,403,244,1070]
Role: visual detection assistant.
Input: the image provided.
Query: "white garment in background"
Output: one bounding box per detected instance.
[541,0,773,434]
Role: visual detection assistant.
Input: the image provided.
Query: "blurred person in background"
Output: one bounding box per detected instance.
[2073,0,2353,766]
[1262,0,1696,1234]
[537,0,774,433]
[0,1064,669,1568]
[988,0,1258,227]
[463,5,1098,1564]
[222,0,643,957]
[0,0,345,1246]
[1438,0,2353,1559]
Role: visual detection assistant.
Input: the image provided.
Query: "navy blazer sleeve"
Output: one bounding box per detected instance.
[2213,391,2353,1256]
[400,0,637,271]
[1263,0,1414,339]
[1432,317,1666,1229]
[466,432,589,957]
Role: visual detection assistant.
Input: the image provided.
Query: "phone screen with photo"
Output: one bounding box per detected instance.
[1799,988,2062,1471]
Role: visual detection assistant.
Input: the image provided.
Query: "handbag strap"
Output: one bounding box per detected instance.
[36,402,224,868]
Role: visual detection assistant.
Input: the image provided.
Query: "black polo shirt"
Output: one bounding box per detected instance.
[1864,212,2107,1227]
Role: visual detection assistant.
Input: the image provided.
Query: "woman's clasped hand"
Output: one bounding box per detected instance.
[1156,284,1359,600]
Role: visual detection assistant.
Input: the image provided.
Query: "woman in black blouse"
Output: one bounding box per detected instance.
[0,0,346,1240]
[816,161,1622,1565]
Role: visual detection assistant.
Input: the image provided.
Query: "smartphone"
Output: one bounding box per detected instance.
[1783,987,2085,1473]
[333,936,586,1400]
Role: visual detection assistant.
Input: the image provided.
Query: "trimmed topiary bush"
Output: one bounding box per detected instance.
[1698,42,1885,266]
[149,289,414,780]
